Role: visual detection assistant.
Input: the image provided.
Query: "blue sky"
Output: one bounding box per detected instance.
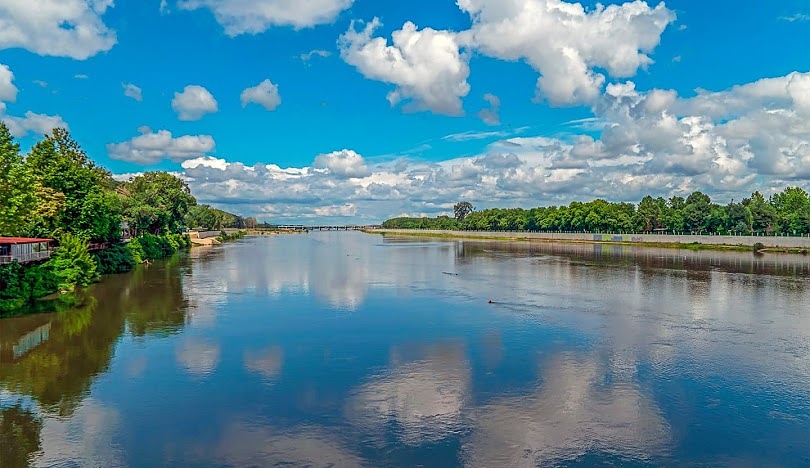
[1,0,810,222]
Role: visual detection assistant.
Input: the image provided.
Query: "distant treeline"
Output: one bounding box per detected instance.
[383,189,810,235]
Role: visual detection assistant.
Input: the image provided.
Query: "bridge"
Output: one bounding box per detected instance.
[273,225,381,232]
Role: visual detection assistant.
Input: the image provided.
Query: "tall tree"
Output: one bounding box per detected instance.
[0,123,37,236]
[454,201,475,223]
[746,191,777,233]
[122,172,196,235]
[25,128,121,241]
[771,187,810,234]
[683,191,712,233]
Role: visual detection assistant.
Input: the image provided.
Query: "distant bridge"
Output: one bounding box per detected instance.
[273,225,381,232]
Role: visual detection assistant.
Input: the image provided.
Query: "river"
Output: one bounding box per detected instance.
[1,232,809,466]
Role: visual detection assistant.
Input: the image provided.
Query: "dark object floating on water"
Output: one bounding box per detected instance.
[442,272,459,276]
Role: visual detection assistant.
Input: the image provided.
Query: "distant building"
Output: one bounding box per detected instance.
[0,237,53,264]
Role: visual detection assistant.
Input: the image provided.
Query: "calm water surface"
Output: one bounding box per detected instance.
[2,232,810,466]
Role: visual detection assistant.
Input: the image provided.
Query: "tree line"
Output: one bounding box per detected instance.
[383,189,810,235]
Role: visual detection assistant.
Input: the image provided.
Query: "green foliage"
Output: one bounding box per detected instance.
[0,262,58,313]
[126,239,145,264]
[382,216,460,230]
[24,128,122,241]
[185,204,240,230]
[121,172,195,236]
[216,230,247,242]
[0,123,38,236]
[92,244,137,274]
[384,188,810,236]
[47,234,98,292]
[453,201,475,222]
[753,242,765,252]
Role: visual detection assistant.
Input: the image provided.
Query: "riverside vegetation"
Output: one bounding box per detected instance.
[383,192,810,236]
[0,123,241,315]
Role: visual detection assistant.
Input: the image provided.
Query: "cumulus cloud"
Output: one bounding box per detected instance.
[3,112,69,138]
[176,0,353,35]
[0,0,116,59]
[172,85,218,121]
[240,79,281,111]
[340,18,471,115]
[0,64,17,102]
[123,83,143,101]
[457,0,675,105]
[106,127,216,164]
[478,93,501,125]
[0,63,68,137]
[313,149,372,178]
[110,70,810,224]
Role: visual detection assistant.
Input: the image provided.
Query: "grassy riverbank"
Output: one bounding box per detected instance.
[364,229,810,254]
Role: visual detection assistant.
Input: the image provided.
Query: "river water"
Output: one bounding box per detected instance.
[1,232,810,466]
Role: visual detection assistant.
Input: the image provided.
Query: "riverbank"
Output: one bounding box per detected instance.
[366,229,810,253]
[0,234,191,316]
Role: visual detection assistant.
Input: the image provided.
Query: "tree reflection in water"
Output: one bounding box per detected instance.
[0,255,191,465]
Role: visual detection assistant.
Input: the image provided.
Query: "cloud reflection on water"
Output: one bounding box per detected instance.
[175,338,221,377]
[210,421,364,467]
[347,344,471,446]
[463,353,671,467]
[244,346,284,380]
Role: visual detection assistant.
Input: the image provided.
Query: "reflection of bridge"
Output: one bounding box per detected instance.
[276,225,381,232]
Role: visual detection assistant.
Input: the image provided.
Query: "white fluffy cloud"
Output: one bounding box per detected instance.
[313,149,371,179]
[107,127,216,164]
[3,111,69,138]
[110,71,810,223]
[176,0,353,35]
[172,85,218,121]
[240,79,281,111]
[0,63,67,137]
[478,93,501,125]
[457,0,675,105]
[340,18,471,116]
[123,83,143,101]
[340,1,673,114]
[0,0,116,59]
[0,64,17,102]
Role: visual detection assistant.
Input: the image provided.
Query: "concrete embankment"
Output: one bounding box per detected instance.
[369,229,810,249]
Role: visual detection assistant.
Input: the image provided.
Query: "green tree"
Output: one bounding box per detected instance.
[683,192,712,233]
[25,128,121,241]
[771,187,810,234]
[725,200,752,233]
[454,201,475,223]
[0,123,38,236]
[746,191,777,233]
[47,234,98,292]
[122,172,196,235]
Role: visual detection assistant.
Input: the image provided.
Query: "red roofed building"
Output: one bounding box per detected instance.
[0,237,53,264]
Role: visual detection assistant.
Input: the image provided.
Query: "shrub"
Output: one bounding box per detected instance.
[93,244,137,274]
[46,234,98,293]
[126,239,145,264]
[752,242,765,252]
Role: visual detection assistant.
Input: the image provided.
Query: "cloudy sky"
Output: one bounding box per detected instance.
[1,0,809,223]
